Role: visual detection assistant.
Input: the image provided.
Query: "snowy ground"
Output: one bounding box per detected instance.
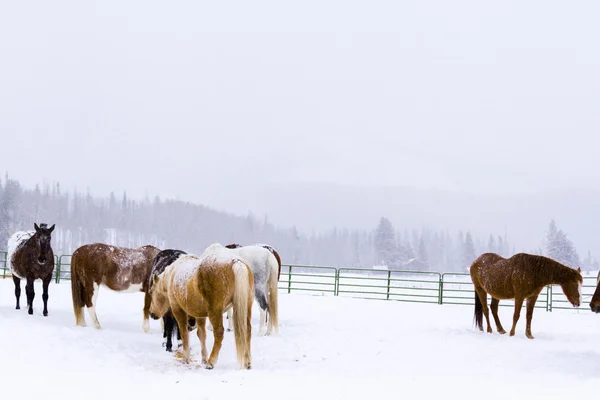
[1,279,600,400]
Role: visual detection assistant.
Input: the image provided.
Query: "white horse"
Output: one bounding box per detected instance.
[204,243,279,336]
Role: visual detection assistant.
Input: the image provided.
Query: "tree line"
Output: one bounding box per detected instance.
[0,175,596,272]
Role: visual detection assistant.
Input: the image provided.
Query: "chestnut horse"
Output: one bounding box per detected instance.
[149,248,254,370]
[589,270,600,313]
[470,252,582,339]
[70,243,161,331]
[7,223,55,316]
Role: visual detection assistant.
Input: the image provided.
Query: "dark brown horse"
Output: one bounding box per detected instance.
[7,223,55,316]
[70,243,161,331]
[589,270,600,313]
[470,252,582,339]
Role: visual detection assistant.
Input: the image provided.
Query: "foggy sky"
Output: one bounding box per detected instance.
[2,1,600,228]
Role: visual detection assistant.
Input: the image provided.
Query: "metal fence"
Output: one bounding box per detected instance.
[1,250,597,312]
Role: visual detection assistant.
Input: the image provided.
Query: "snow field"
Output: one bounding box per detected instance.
[1,278,600,400]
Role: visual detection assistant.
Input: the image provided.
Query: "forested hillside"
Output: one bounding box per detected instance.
[0,175,594,272]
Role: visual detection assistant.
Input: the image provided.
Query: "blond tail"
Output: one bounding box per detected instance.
[232,260,254,369]
[267,253,279,334]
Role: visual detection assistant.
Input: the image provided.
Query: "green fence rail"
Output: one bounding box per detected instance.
[1,250,598,313]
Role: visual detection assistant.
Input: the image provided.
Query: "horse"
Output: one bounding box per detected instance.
[205,243,279,336]
[148,249,197,351]
[589,270,600,313]
[7,223,55,316]
[148,247,254,369]
[70,243,161,331]
[470,252,582,339]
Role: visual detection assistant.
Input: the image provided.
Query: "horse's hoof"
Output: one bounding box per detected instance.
[43,312,48,317]
[205,363,214,370]
[28,309,33,315]
[498,329,506,335]
[15,305,20,310]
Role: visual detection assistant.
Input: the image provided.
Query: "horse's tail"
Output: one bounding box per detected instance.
[232,260,254,369]
[70,254,86,326]
[474,291,483,331]
[266,253,279,334]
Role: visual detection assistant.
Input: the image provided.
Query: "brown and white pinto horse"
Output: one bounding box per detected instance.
[70,243,161,331]
[149,247,254,370]
[470,252,582,339]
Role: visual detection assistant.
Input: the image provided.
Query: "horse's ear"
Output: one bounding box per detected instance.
[34,223,40,232]
[577,267,581,273]
[48,224,55,233]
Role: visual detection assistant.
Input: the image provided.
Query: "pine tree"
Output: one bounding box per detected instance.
[488,234,496,253]
[544,219,580,267]
[463,232,477,269]
[418,236,428,264]
[374,217,397,266]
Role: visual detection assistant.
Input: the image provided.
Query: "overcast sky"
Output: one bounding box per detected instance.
[1,1,599,205]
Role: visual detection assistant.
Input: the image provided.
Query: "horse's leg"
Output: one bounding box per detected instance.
[42,276,51,317]
[259,307,267,336]
[525,292,541,340]
[206,311,225,369]
[172,307,191,363]
[227,308,233,332]
[163,315,174,352]
[12,276,21,310]
[490,298,506,334]
[25,278,35,315]
[142,292,151,333]
[196,317,208,364]
[509,296,525,337]
[475,287,492,333]
[86,283,101,329]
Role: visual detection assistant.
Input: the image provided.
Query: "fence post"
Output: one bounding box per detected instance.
[287,265,292,294]
[334,269,339,296]
[439,274,443,305]
[547,285,552,312]
[55,256,61,284]
[386,270,391,300]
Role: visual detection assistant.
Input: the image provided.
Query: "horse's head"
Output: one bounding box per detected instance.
[149,273,169,320]
[33,223,55,264]
[560,267,582,308]
[589,275,600,313]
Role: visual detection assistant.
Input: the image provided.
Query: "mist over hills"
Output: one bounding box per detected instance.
[198,181,598,256]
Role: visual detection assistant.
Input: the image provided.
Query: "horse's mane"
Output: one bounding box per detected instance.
[225,243,243,249]
[510,253,581,283]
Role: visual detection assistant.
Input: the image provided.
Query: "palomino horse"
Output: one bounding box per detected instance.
[148,249,196,351]
[7,223,55,316]
[206,243,279,335]
[470,252,582,339]
[70,243,161,331]
[589,270,600,313]
[149,248,254,369]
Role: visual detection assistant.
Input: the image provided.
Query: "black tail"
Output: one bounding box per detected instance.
[474,292,483,331]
